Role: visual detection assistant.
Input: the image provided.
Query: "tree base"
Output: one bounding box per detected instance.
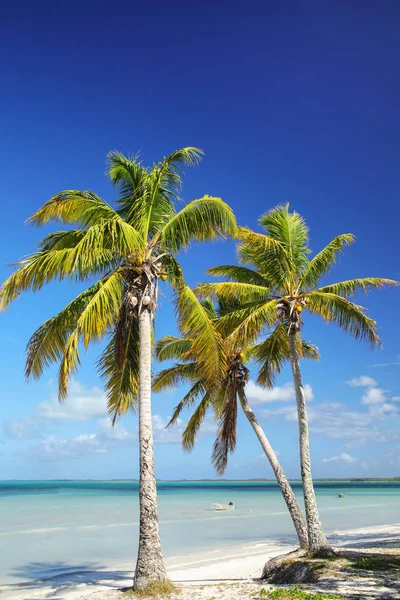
[261,549,315,584]
[131,578,174,594]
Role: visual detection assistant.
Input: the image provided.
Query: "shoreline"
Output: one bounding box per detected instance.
[2,478,400,482]
[3,523,399,600]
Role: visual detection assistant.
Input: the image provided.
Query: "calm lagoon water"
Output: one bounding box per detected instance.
[1,480,399,586]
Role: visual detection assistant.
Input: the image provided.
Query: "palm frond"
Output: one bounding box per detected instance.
[167,380,206,426]
[299,234,355,288]
[195,281,269,304]
[259,203,309,271]
[106,150,144,208]
[175,284,226,386]
[225,298,278,346]
[154,335,193,362]
[236,227,288,288]
[27,190,120,228]
[58,329,81,400]
[98,317,140,424]
[253,325,319,388]
[0,220,142,310]
[163,147,204,169]
[182,393,212,451]
[215,301,264,338]
[317,277,398,297]
[301,340,320,361]
[212,387,237,475]
[158,253,184,286]
[201,297,218,319]
[308,291,380,347]
[152,362,198,392]
[207,264,271,286]
[253,324,289,388]
[160,196,236,253]
[25,278,118,381]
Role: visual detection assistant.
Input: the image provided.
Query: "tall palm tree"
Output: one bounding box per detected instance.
[153,299,320,549]
[194,204,397,554]
[0,148,236,588]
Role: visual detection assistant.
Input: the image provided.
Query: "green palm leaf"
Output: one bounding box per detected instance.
[299,234,355,288]
[317,277,398,296]
[98,317,140,424]
[154,336,193,362]
[160,196,236,253]
[212,387,237,475]
[182,393,212,451]
[195,281,270,304]
[152,363,198,392]
[175,284,226,386]
[207,264,271,286]
[27,190,120,228]
[167,380,206,426]
[308,291,380,346]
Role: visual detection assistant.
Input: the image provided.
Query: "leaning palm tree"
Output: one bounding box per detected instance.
[195,204,397,554]
[153,299,320,549]
[0,148,236,588]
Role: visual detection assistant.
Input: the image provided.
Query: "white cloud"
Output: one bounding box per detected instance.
[3,417,42,440]
[361,387,398,417]
[262,400,393,448]
[361,387,386,405]
[30,433,109,461]
[152,415,186,444]
[322,453,357,464]
[98,418,135,441]
[246,380,313,405]
[36,381,108,421]
[347,376,377,387]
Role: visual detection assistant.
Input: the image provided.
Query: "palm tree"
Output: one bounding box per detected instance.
[194,204,397,554]
[0,148,236,588]
[153,299,321,549]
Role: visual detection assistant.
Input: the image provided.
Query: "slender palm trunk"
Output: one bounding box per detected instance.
[134,308,167,588]
[288,332,332,555]
[238,388,309,549]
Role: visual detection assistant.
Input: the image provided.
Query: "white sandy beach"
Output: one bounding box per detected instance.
[3,523,399,600]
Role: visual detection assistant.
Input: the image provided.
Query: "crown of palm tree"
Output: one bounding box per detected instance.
[153,298,319,474]
[194,203,397,347]
[0,148,236,421]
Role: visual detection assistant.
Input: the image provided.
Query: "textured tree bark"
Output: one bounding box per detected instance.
[134,308,167,589]
[288,332,333,555]
[238,388,309,549]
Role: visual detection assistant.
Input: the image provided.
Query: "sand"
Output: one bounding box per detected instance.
[4,524,400,600]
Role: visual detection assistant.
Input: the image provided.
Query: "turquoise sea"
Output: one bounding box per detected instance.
[1,480,399,591]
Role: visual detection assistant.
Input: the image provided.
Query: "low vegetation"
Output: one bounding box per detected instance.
[259,588,340,600]
[124,580,181,598]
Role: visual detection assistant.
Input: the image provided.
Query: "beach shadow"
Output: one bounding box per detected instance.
[330,530,400,549]
[5,561,132,599]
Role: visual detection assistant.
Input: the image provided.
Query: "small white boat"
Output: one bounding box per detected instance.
[211,503,236,511]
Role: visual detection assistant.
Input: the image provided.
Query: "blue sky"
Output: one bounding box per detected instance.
[1,1,400,480]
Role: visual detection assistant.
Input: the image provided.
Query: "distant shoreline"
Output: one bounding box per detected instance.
[1,477,399,482]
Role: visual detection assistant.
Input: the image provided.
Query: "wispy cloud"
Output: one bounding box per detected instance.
[347,375,377,387]
[246,380,313,405]
[322,453,357,464]
[3,417,43,440]
[35,381,108,421]
[369,354,400,368]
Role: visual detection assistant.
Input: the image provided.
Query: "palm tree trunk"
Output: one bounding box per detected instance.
[238,388,309,549]
[288,331,332,555]
[134,308,167,589]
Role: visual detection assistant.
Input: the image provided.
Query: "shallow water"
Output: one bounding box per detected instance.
[1,480,399,587]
